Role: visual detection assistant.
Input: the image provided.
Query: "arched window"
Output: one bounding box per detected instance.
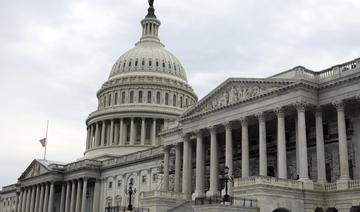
[173,94,177,106]
[108,94,112,106]
[149,60,152,67]
[147,91,152,103]
[165,93,169,105]
[103,96,107,107]
[121,91,125,104]
[130,91,134,103]
[138,91,143,103]
[142,59,145,66]
[156,92,161,104]
[114,92,118,105]
[180,96,183,108]
[135,60,138,66]
[185,98,188,107]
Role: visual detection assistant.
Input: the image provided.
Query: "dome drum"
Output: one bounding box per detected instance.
[84,2,197,159]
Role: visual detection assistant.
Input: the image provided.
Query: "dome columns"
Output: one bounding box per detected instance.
[85,117,164,153]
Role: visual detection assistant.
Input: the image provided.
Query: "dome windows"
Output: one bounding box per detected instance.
[138,91,143,103]
[130,91,134,103]
[121,92,126,104]
[147,91,152,103]
[173,94,177,107]
[149,60,152,67]
[135,60,138,67]
[165,93,169,105]
[156,92,161,104]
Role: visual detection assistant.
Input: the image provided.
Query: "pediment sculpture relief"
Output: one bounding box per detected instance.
[29,163,41,177]
[197,85,273,114]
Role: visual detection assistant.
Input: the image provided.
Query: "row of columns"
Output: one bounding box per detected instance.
[17,182,54,212]
[17,178,101,212]
[162,100,351,197]
[86,118,160,150]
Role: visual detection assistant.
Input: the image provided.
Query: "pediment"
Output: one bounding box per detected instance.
[182,78,295,119]
[19,159,51,181]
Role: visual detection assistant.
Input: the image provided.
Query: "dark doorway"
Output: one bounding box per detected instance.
[273,208,290,212]
[315,208,324,212]
[326,208,338,212]
[350,206,360,212]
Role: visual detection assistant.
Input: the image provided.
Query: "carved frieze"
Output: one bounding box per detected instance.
[196,84,274,114]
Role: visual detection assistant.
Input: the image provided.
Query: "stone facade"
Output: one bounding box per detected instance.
[1,2,360,212]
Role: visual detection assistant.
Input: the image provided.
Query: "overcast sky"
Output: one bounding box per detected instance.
[0,0,360,187]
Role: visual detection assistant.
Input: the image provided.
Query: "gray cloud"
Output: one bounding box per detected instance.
[0,0,360,186]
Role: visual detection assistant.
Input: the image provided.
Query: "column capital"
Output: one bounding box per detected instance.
[239,117,248,126]
[141,117,146,121]
[223,122,232,130]
[255,112,265,121]
[294,101,308,112]
[193,129,202,136]
[181,133,190,141]
[332,99,344,111]
[208,125,217,133]
[274,106,285,116]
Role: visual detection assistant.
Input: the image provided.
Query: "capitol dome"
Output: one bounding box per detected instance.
[84,2,197,160]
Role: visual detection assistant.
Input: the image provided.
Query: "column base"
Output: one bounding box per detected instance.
[336,178,350,190]
[206,190,220,197]
[298,178,314,190]
[192,191,205,200]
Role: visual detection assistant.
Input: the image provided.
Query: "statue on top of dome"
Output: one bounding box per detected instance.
[148,0,154,7]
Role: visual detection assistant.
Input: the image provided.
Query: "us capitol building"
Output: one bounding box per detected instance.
[1,1,360,212]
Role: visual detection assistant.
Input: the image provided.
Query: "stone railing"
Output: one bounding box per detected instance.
[140,190,190,200]
[234,176,303,190]
[64,159,102,172]
[102,146,163,168]
[1,184,17,193]
[348,179,360,189]
[294,58,360,83]
[313,182,337,191]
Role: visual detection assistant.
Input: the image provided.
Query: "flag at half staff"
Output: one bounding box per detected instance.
[39,138,46,147]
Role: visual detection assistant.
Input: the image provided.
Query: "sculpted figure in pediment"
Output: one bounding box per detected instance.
[228,86,238,104]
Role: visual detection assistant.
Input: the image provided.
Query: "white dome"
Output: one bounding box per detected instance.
[109,41,188,82]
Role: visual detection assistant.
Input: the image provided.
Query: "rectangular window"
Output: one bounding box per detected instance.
[147,91,152,103]
[130,91,134,103]
[117,180,122,188]
[165,93,169,105]
[139,91,143,103]
[108,94,112,106]
[156,92,161,104]
[152,173,157,182]
[114,92,118,105]
[108,182,113,189]
[173,94,177,106]
[180,96,183,108]
[122,91,126,104]
[142,175,147,184]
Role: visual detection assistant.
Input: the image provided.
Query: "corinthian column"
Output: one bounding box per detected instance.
[38,184,44,212]
[333,100,350,180]
[34,185,40,212]
[86,127,90,150]
[275,107,287,179]
[130,118,135,145]
[100,121,106,146]
[174,143,182,192]
[207,126,219,197]
[70,181,76,212]
[193,130,205,198]
[257,112,267,176]
[119,119,124,145]
[163,147,170,191]
[241,118,249,178]
[75,180,82,212]
[296,102,309,180]
[95,123,100,147]
[42,183,49,212]
[109,119,114,145]
[29,186,35,212]
[141,118,146,145]
[151,119,157,145]
[64,182,71,212]
[182,135,191,194]
[315,108,327,183]
[47,182,55,212]
[92,180,100,212]
[59,183,66,212]
[224,122,233,194]
[81,179,88,212]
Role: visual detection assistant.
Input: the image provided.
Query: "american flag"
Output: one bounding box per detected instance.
[39,138,46,147]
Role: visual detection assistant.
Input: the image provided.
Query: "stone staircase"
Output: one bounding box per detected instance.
[167,201,194,212]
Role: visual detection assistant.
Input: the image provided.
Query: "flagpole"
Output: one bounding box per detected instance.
[44,120,49,160]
